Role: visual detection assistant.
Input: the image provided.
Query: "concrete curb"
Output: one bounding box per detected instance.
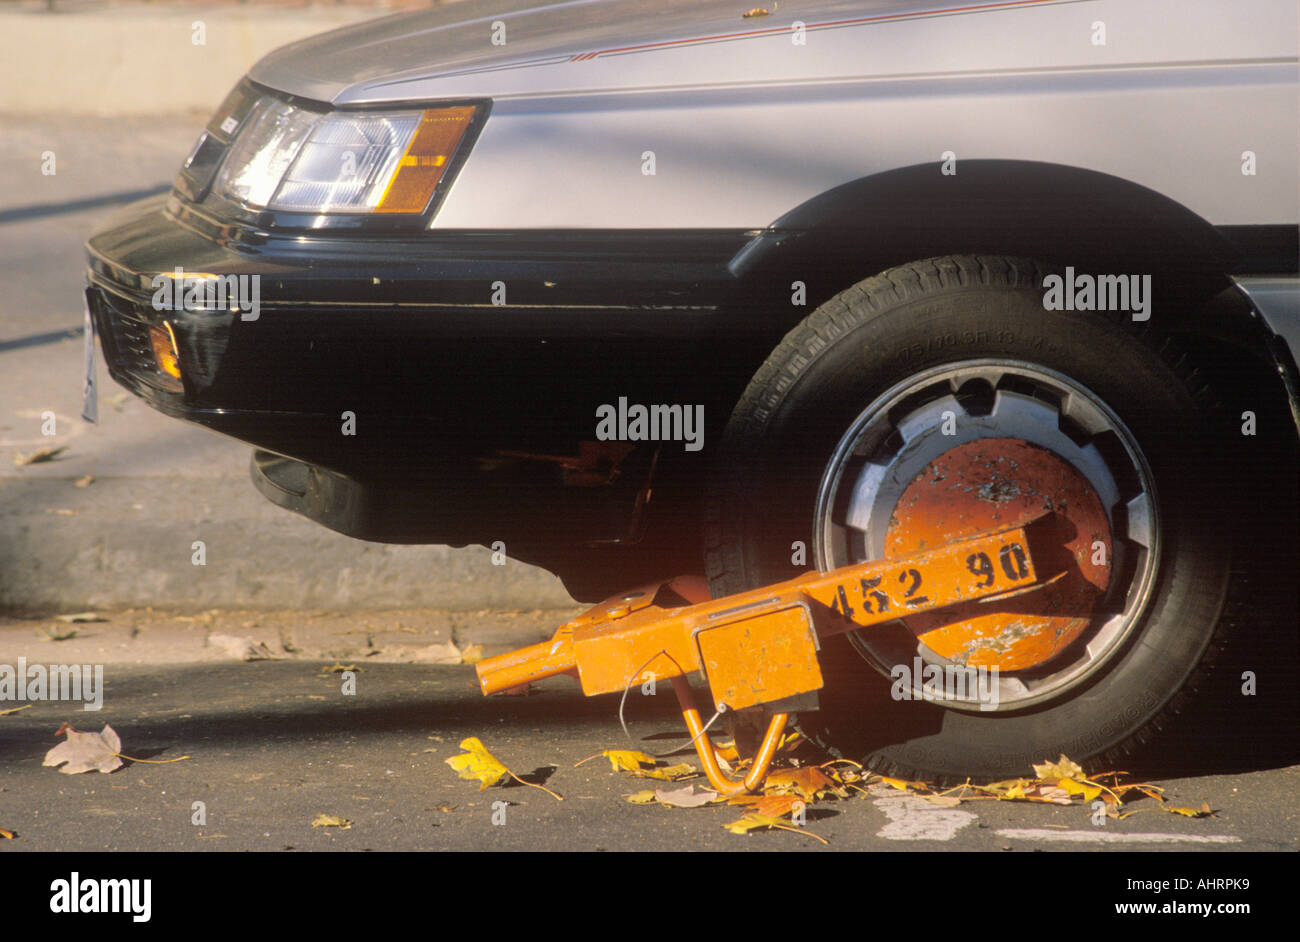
[0,476,581,611]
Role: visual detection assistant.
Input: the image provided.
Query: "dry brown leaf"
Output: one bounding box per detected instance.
[1163,802,1217,818]
[922,794,964,807]
[420,641,466,665]
[14,446,66,466]
[765,766,843,800]
[209,634,278,661]
[311,814,352,829]
[729,793,807,818]
[496,683,537,697]
[653,785,719,808]
[42,724,123,775]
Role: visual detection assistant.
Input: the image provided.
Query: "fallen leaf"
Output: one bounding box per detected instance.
[624,790,658,804]
[460,644,485,665]
[420,641,465,665]
[433,804,456,813]
[41,627,78,642]
[55,612,104,623]
[496,683,537,697]
[654,785,719,808]
[742,7,770,17]
[14,446,67,466]
[778,730,805,753]
[311,814,352,829]
[209,634,278,661]
[632,762,697,781]
[0,828,14,839]
[42,724,123,775]
[446,737,563,800]
[713,740,740,762]
[765,766,844,800]
[0,705,32,717]
[922,794,965,807]
[729,793,806,818]
[723,813,827,844]
[73,475,94,488]
[1022,784,1073,805]
[1163,802,1217,818]
[1031,754,1085,784]
[446,737,510,790]
[317,663,357,674]
[575,749,657,772]
[1059,777,1102,802]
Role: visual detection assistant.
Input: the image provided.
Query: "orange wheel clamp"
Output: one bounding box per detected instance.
[477,515,1063,795]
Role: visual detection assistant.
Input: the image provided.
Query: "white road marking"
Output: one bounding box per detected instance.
[874,795,976,841]
[995,829,1242,844]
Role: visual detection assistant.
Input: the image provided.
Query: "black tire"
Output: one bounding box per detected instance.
[704,255,1234,783]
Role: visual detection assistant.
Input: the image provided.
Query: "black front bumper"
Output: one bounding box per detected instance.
[85,195,784,544]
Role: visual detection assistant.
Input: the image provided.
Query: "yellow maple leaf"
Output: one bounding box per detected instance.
[445,737,511,790]
[1031,754,1085,783]
[446,737,563,799]
[604,749,658,772]
[723,813,827,844]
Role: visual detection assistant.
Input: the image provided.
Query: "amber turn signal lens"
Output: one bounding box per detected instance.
[150,323,182,381]
[374,106,476,214]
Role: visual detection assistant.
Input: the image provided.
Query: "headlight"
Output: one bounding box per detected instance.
[214,97,478,215]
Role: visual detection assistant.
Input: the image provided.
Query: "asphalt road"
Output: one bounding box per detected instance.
[0,645,1294,854]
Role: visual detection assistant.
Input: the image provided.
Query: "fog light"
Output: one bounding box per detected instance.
[149,323,182,384]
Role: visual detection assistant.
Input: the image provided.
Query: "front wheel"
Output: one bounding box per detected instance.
[705,256,1233,782]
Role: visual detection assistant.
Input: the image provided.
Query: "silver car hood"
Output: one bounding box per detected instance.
[249,0,920,105]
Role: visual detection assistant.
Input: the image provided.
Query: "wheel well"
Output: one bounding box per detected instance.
[716,160,1287,433]
[731,159,1239,318]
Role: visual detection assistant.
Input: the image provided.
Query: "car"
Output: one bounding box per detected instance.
[83,0,1299,781]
